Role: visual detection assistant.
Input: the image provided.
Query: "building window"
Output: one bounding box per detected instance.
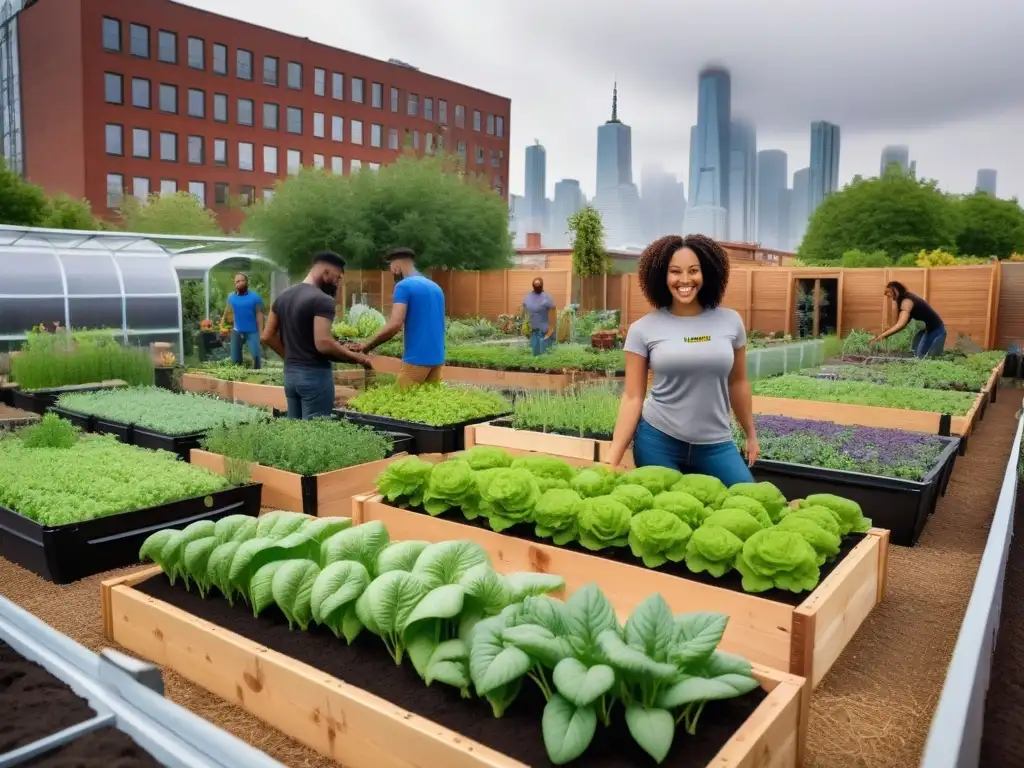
[187,37,204,69]
[388,128,398,150]
[496,116,504,138]
[102,17,120,52]
[263,189,275,201]
[263,103,278,130]
[132,177,150,202]
[263,145,278,174]
[350,159,362,173]
[350,119,363,145]
[187,135,204,164]
[369,162,380,172]
[314,68,326,96]
[457,140,466,157]
[237,98,254,126]
[313,153,324,169]
[130,77,149,108]
[286,149,301,175]
[214,182,229,205]
[187,88,204,118]
[426,133,434,154]
[105,123,123,155]
[370,82,383,109]
[486,114,494,135]
[350,77,364,104]
[263,56,278,86]
[412,130,420,150]
[313,112,325,138]
[287,61,302,89]
[438,100,448,124]
[158,83,177,114]
[331,116,343,142]
[331,156,342,174]
[159,131,177,161]
[231,51,254,82]
[212,43,227,75]
[214,93,227,122]
[239,142,254,171]
[455,104,465,128]
[286,106,302,134]
[407,93,418,117]
[106,173,124,207]
[132,128,150,158]
[188,181,206,205]
[370,123,382,148]
[239,185,255,205]
[160,179,176,196]
[129,24,149,58]
[390,87,399,113]
[213,138,227,166]
[473,110,481,131]
[475,146,484,164]
[424,98,434,122]
[104,73,122,104]
[332,72,343,100]
[157,30,176,63]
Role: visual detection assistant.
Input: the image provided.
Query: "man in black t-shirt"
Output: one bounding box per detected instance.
[261,251,372,419]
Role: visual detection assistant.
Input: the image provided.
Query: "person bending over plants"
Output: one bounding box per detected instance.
[604,234,759,486]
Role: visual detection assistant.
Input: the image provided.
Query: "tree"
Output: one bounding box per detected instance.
[838,249,891,267]
[952,192,1024,259]
[567,205,609,276]
[117,192,221,236]
[245,152,513,277]
[798,167,959,263]
[39,194,99,230]
[0,159,49,226]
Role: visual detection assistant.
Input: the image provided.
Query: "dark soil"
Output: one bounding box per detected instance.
[25,728,161,767]
[136,573,767,768]
[0,639,96,753]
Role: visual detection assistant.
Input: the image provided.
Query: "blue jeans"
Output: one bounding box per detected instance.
[283,365,335,420]
[632,418,753,488]
[530,329,553,356]
[915,326,947,358]
[230,330,262,368]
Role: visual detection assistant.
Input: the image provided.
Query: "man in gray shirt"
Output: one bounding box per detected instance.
[522,277,556,356]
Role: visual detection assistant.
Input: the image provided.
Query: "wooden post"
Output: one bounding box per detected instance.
[784,270,794,336]
[836,269,844,338]
[812,278,821,338]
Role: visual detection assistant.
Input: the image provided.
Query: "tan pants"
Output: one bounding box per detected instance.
[397,362,443,389]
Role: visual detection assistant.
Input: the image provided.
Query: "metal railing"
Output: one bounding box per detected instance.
[919,409,1023,767]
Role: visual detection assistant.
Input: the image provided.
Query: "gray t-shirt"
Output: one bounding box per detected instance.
[624,307,746,445]
[523,291,556,332]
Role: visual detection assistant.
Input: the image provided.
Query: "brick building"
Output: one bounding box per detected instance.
[8,0,511,226]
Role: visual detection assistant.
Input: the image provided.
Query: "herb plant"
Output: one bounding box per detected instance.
[752,374,977,414]
[347,383,510,427]
[376,341,625,374]
[12,331,154,391]
[56,387,269,435]
[201,418,392,476]
[801,355,1002,392]
[189,363,285,386]
[511,387,619,438]
[0,419,230,525]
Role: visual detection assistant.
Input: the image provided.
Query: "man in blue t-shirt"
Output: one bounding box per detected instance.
[221,273,265,368]
[358,247,445,388]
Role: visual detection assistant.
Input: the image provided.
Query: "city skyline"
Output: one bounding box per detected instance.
[176,0,1023,204]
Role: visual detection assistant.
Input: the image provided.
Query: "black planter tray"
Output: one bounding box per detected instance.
[0,483,261,584]
[333,409,510,454]
[13,382,128,415]
[132,426,206,462]
[47,405,95,431]
[751,436,960,547]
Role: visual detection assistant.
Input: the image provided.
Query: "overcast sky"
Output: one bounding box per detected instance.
[186,0,1023,202]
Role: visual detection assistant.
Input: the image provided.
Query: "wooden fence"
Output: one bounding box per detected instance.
[340,263,1003,349]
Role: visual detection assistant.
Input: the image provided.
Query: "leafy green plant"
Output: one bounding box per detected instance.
[188,363,285,385]
[57,387,269,436]
[201,418,392,476]
[347,383,510,427]
[803,353,1004,392]
[0,424,230,525]
[752,374,977,415]
[12,331,154,391]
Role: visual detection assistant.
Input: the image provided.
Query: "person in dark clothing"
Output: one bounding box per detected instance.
[261,251,372,419]
[871,280,947,357]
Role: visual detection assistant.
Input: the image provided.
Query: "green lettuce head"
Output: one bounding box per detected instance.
[670,474,729,509]
[628,508,693,568]
[727,482,787,523]
[685,524,744,578]
[421,459,478,517]
[461,446,513,470]
[718,495,773,528]
[619,466,684,495]
[776,515,841,566]
[735,528,821,594]
[778,505,841,537]
[577,495,633,551]
[610,484,655,514]
[701,508,763,542]
[533,488,583,545]
[571,465,619,498]
[511,454,576,492]
[376,456,434,507]
[652,490,709,528]
[480,468,541,533]
[796,493,872,535]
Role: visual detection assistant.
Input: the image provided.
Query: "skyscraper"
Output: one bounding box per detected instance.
[809,121,841,212]
[524,141,547,234]
[756,150,787,249]
[976,169,998,196]
[686,66,731,239]
[728,119,757,243]
[880,145,910,175]
[551,179,585,247]
[790,167,810,251]
[596,82,632,190]
[640,164,686,241]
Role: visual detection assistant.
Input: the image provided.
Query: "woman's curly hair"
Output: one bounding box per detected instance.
[637,234,731,310]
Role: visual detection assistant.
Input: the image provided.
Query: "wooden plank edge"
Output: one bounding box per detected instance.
[730,664,806,768]
[869,528,890,602]
[101,566,163,640]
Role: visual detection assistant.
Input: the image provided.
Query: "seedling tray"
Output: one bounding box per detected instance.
[334,409,510,454]
[132,425,206,462]
[48,405,95,431]
[12,381,128,415]
[0,483,261,584]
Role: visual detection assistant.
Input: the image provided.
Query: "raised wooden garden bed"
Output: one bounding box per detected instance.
[180,372,233,401]
[183,372,361,412]
[353,495,888,690]
[189,449,407,517]
[102,566,806,768]
[370,354,607,390]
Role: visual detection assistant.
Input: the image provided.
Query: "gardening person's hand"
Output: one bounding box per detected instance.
[351,353,373,369]
[868,335,882,344]
[348,342,366,353]
[744,434,760,467]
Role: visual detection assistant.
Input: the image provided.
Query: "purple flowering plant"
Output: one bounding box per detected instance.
[733,414,949,481]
